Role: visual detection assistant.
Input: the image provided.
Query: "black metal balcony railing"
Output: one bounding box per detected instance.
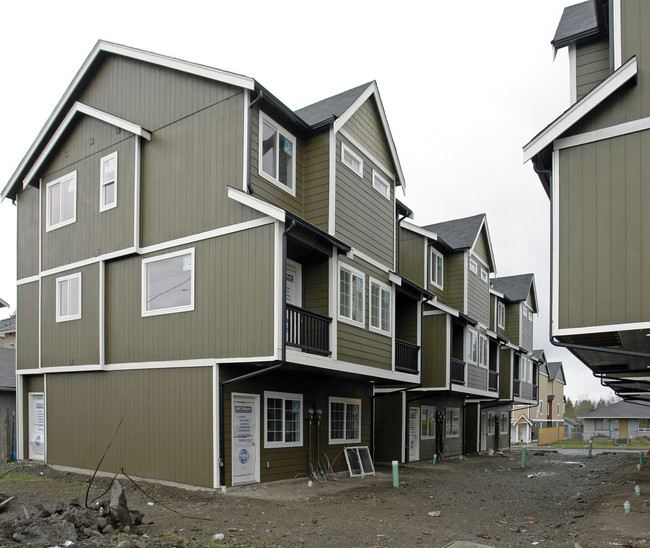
[395,339,419,374]
[488,370,499,391]
[285,304,331,356]
[532,384,539,400]
[451,358,465,384]
[513,379,521,397]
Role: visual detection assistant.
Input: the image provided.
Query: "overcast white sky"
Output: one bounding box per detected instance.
[0,0,614,401]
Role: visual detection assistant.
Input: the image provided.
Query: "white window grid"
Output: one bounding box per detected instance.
[341,143,363,177]
[46,171,77,232]
[369,277,391,336]
[329,397,361,444]
[100,151,118,212]
[421,406,436,439]
[430,248,444,289]
[258,111,297,196]
[338,262,365,328]
[56,272,82,322]
[371,169,390,200]
[264,391,303,448]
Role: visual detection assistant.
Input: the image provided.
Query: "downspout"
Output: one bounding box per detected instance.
[218,218,296,486]
[246,89,263,195]
[396,212,408,275]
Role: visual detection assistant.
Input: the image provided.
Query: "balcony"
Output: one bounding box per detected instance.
[488,370,499,391]
[451,358,465,384]
[513,379,521,397]
[395,339,419,374]
[286,304,331,356]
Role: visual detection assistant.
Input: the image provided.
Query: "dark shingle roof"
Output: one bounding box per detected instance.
[552,0,609,49]
[491,274,535,304]
[547,361,566,384]
[422,214,485,251]
[296,83,373,127]
[0,316,16,335]
[580,400,650,419]
[0,349,15,391]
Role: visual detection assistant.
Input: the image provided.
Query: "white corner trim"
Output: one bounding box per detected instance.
[555,116,650,151]
[243,90,250,192]
[551,148,560,337]
[523,56,638,163]
[613,0,622,70]
[569,44,577,105]
[274,221,283,359]
[213,364,220,488]
[227,186,285,221]
[328,127,336,235]
[388,271,402,285]
[401,220,437,241]
[426,298,459,317]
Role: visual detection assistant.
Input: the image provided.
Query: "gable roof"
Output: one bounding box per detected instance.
[296,83,372,127]
[546,361,566,384]
[491,273,538,312]
[0,316,16,335]
[579,400,650,419]
[0,349,15,391]
[552,0,604,50]
[0,298,8,308]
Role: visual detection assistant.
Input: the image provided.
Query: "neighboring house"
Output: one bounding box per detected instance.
[0,348,16,459]
[0,317,17,350]
[564,416,582,440]
[1,41,427,488]
[524,0,650,402]
[580,400,650,441]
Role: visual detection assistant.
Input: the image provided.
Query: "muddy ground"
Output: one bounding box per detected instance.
[0,449,647,547]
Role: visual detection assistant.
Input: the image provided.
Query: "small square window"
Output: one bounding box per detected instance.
[259,112,296,195]
[56,272,82,322]
[46,172,77,231]
[341,143,363,177]
[480,267,488,283]
[100,152,118,211]
[371,170,390,200]
[469,259,478,275]
[430,248,444,289]
[264,391,303,448]
[329,397,361,444]
[142,249,195,317]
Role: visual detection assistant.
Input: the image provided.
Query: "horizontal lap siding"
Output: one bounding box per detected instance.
[466,363,487,391]
[558,132,650,330]
[520,313,533,351]
[576,38,610,101]
[17,186,39,279]
[106,225,275,363]
[399,229,426,288]
[467,258,489,325]
[45,368,213,487]
[504,305,520,345]
[17,283,39,369]
[422,314,447,387]
[343,99,393,171]
[445,254,464,311]
[41,264,99,367]
[303,131,330,231]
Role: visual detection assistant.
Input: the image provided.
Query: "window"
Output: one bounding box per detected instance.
[329,397,361,444]
[142,248,195,317]
[538,400,543,415]
[480,267,489,283]
[46,172,76,231]
[497,302,506,329]
[100,152,117,211]
[421,406,436,439]
[264,391,303,448]
[467,330,478,364]
[528,309,533,321]
[371,170,390,200]
[500,413,509,434]
[259,112,296,195]
[339,263,365,327]
[430,248,444,289]
[479,335,489,367]
[639,419,650,433]
[469,259,478,275]
[369,278,391,335]
[446,408,460,437]
[341,143,363,177]
[487,413,495,435]
[557,403,560,416]
[56,273,81,322]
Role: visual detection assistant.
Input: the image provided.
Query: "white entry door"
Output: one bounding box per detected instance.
[409,407,420,462]
[232,394,260,485]
[28,393,45,461]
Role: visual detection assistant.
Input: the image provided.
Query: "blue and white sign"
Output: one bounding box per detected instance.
[232,396,258,484]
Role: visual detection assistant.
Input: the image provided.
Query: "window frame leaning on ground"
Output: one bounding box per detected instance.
[141,248,195,317]
[328,397,361,444]
[263,391,303,449]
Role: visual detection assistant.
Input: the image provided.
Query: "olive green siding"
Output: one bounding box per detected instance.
[302,130,330,231]
[499,349,512,399]
[106,225,275,363]
[558,132,650,330]
[466,363,488,391]
[374,392,403,463]
[472,229,491,268]
[22,375,44,458]
[576,38,611,101]
[342,98,393,172]
[399,229,426,288]
[467,255,489,325]
[16,186,39,279]
[41,264,99,367]
[521,308,534,351]
[46,368,213,487]
[17,283,39,370]
[335,137,394,267]
[445,253,465,311]
[421,313,447,387]
[40,126,136,271]
[504,304,520,344]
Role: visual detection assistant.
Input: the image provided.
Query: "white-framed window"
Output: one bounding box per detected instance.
[528,309,533,321]
[142,248,195,317]
[487,412,495,435]
[339,263,365,327]
[56,272,81,322]
[469,259,478,275]
[497,301,506,329]
[500,413,509,434]
[369,278,391,336]
[446,408,460,437]
[479,335,489,367]
[46,172,77,231]
[430,248,444,289]
[259,112,296,195]
[371,169,390,200]
[100,151,117,211]
[341,143,363,177]
[329,397,361,444]
[557,403,560,416]
[480,267,488,283]
[421,406,436,439]
[467,329,478,364]
[264,391,303,448]
[538,400,543,415]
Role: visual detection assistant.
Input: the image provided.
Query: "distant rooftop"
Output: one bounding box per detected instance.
[491,274,535,304]
[579,400,650,419]
[296,82,372,127]
[552,0,608,50]
[0,348,15,391]
[423,214,485,251]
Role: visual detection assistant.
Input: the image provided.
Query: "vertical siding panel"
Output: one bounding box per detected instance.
[595,139,612,326]
[641,131,650,318]
[625,132,642,321]
[610,137,627,324]
[581,143,598,325]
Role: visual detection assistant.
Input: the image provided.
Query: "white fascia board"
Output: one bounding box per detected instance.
[469,217,497,273]
[401,220,438,241]
[555,116,650,151]
[388,271,402,286]
[489,288,504,298]
[450,385,493,398]
[332,82,406,189]
[523,56,638,163]
[227,186,285,221]
[21,102,150,190]
[426,298,459,317]
[554,320,650,337]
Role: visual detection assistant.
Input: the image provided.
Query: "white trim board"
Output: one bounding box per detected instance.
[338,129,395,182]
[554,117,650,150]
[227,187,285,221]
[401,220,438,241]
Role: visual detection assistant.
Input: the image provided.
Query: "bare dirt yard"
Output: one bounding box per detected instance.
[0,449,647,547]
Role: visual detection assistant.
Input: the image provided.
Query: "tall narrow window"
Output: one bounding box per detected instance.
[469,259,478,275]
[369,278,391,335]
[467,330,478,364]
[259,112,296,195]
[329,397,361,444]
[142,248,195,317]
[56,272,82,322]
[479,335,489,367]
[497,301,506,329]
[46,172,77,231]
[339,264,365,327]
[264,392,303,448]
[430,248,444,289]
[100,152,117,211]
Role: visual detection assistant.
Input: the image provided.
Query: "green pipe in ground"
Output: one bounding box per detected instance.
[588,440,593,458]
[521,447,526,469]
[392,460,399,488]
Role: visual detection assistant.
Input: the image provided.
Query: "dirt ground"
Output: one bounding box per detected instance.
[0,449,648,547]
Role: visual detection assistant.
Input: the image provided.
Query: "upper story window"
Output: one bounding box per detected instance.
[467,329,478,364]
[100,152,117,212]
[469,259,478,275]
[56,272,81,322]
[46,172,77,232]
[264,391,303,448]
[339,263,365,327]
[142,248,195,317]
[329,397,361,444]
[259,112,296,196]
[341,143,363,177]
[430,248,444,289]
[371,170,390,200]
[480,267,489,283]
[479,335,489,367]
[497,302,506,329]
[369,278,391,336]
